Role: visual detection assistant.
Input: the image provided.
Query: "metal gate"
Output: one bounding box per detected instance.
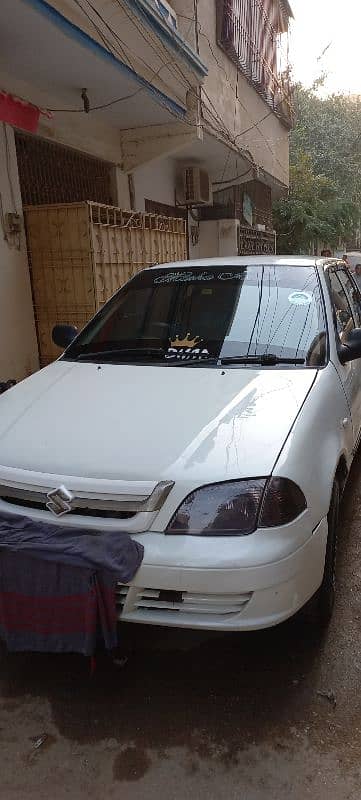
[24,201,187,366]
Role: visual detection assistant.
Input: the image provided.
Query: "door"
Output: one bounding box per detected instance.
[327,266,361,446]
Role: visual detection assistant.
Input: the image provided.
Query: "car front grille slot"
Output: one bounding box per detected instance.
[116,585,252,617]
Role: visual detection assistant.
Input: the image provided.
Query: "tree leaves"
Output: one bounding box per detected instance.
[273,85,361,253]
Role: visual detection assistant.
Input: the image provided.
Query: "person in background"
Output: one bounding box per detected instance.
[321,249,332,257]
[343,254,351,269]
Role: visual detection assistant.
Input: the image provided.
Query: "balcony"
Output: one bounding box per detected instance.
[216,0,294,128]
[0,0,207,139]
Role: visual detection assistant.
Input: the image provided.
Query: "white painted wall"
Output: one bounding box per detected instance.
[0,125,39,381]
[111,167,131,208]
[133,157,176,211]
[189,219,239,260]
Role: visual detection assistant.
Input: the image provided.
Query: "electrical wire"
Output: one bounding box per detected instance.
[115,1,195,96]
[212,167,253,187]
[247,265,265,357]
[49,0,191,113]
[49,89,142,113]
[71,0,241,147]
[47,0,260,158]
[186,12,284,185]
[189,5,292,177]
[234,108,279,140]
[80,0,291,152]
[76,0,129,63]
[47,0,289,183]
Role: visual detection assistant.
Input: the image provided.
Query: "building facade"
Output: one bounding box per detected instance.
[0,0,293,379]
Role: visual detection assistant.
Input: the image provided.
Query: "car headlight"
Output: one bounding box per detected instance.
[166,478,306,536]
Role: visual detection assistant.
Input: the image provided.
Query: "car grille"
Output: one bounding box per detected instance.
[116,585,252,619]
[0,479,174,523]
[0,495,136,520]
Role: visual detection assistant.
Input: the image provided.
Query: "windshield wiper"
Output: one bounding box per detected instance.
[220,353,305,366]
[69,347,166,362]
[169,357,218,366]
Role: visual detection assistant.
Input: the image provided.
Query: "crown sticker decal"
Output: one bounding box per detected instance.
[170,332,201,348]
[166,332,209,361]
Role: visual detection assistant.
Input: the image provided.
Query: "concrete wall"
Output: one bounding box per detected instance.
[189,219,239,259]
[0,125,39,380]
[173,0,290,188]
[133,157,176,211]
[111,167,131,209]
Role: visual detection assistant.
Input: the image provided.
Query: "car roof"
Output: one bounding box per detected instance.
[149,256,342,270]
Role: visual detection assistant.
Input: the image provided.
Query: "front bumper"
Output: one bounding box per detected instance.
[117,517,328,631]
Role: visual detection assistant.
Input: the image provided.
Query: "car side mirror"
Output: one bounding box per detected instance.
[52,324,78,349]
[339,328,361,363]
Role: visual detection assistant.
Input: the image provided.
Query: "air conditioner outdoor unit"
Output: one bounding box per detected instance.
[182,166,212,205]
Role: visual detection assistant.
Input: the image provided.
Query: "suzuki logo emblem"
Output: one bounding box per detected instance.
[46,485,74,517]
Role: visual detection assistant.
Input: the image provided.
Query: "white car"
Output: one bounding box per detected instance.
[1,256,361,632]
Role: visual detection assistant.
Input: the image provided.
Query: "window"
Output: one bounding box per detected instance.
[64,264,327,368]
[337,269,361,327]
[328,270,355,342]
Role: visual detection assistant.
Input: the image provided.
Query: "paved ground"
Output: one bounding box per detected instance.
[2,455,361,799]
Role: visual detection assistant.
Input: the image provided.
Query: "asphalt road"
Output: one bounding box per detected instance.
[1,454,361,799]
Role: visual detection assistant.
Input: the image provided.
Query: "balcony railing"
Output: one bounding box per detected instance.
[216,0,294,128]
[239,225,276,255]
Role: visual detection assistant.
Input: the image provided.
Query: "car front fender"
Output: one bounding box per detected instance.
[272,363,352,532]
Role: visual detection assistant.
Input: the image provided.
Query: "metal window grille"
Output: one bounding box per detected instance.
[217,0,294,127]
[15,133,113,206]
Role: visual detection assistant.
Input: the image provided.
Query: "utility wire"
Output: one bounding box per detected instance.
[71,0,246,145]
[49,0,191,112]
[48,0,289,183]
[213,167,253,186]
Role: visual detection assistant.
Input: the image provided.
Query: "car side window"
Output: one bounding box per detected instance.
[327,270,355,342]
[337,269,361,327]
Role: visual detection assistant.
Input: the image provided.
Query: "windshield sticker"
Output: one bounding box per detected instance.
[218,272,244,281]
[165,347,210,361]
[288,291,313,306]
[153,271,245,285]
[170,333,201,348]
[165,332,210,361]
[154,271,213,284]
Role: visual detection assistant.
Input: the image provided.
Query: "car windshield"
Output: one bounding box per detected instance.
[63,264,327,367]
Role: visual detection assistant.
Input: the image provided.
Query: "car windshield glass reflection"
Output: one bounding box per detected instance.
[64,265,327,367]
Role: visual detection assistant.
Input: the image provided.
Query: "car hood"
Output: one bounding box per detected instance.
[0,362,316,483]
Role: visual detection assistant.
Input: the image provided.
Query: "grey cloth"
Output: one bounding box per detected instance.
[0,511,144,580]
[0,511,144,655]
